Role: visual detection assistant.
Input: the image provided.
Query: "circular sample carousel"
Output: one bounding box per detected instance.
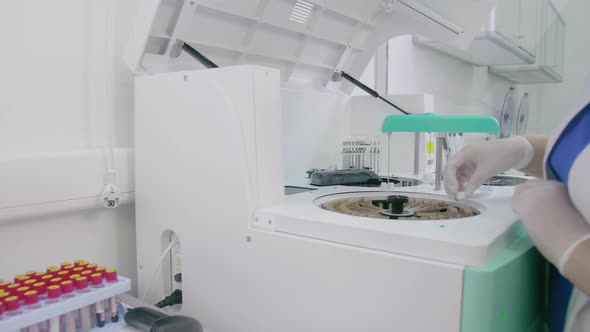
[317,192,481,220]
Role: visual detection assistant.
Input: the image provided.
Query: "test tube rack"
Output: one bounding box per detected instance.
[0,276,130,331]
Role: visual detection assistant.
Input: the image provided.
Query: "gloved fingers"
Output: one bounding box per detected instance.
[443,157,462,199]
[462,166,493,197]
[443,153,477,199]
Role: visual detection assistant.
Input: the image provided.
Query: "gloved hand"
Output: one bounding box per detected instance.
[444,136,534,199]
[513,180,590,272]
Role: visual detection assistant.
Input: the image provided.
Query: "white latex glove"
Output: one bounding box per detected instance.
[444,136,534,199]
[513,180,590,272]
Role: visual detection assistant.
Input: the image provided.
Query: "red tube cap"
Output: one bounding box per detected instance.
[6,283,21,294]
[34,272,47,279]
[90,273,103,286]
[13,275,30,283]
[56,271,70,279]
[0,301,4,316]
[74,259,87,267]
[25,271,37,277]
[60,262,72,268]
[74,277,88,290]
[16,286,30,298]
[4,296,19,311]
[95,267,106,277]
[24,290,39,305]
[49,278,62,286]
[60,280,74,294]
[0,281,10,291]
[47,285,61,299]
[23,279,37,287]
[0,293,11,302]
[33,282,47,295]
[40,275,54,283]
[86,263,97,272]
[105,269,118,282]
[46,266,60,273]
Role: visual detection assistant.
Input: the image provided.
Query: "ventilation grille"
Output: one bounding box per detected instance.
[289,0,314,24]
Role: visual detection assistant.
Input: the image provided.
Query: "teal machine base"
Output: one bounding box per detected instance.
[461,223,546,332]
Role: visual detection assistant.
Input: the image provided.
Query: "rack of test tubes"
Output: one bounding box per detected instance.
[0,259,131,332]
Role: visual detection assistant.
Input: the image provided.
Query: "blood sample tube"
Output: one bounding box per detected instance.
[23,279,37,288]
[90,273,106,327]
[49,277,63,286]
[46,266,60,274]
[41,274,54,284]
[33,282,47,300]
[61,262,72,268]
[72,267,84,276]
[4,295,21,315]
[75,277,92,332]
[59,280,76,332]
[25,324,41,332]
[0,280,10,292]
[46,285,61,304]
[34,272,47,280]
[86,263,97,272]
[80,270,93,279]
[48,315,60,332]
[95,266,106,277]
[24,290,41,309]
[74,259,87,267]
[25,270,37,277]
[0,292,11,303]
[0,300,4,317]
[60,280,75,298]
[77,261,89,269]
[14,274,30,283]
[62,265,74,275]
[6,283,21,294]
[56,270,70,279]
[105,269,119,322]
[16,286,31,299]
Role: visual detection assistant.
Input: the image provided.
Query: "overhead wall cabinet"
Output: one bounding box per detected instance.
[415,0,540,66]
[491,0,565,83]
[125,0,496,92]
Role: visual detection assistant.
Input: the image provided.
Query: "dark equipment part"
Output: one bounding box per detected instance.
[338,71,410,115]
[174,273,182,283]
[379,195,415,219]
[310,169,382,186]
[155,289,183,308]
[174,40,219,69]
[125,307,203,332]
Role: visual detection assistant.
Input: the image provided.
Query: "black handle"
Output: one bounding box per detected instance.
[387,195,409,214]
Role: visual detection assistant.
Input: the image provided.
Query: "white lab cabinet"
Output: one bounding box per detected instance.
[415,0,540,66]
[490,0,565,83]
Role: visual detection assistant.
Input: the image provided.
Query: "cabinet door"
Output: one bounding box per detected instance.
[518,0,539,55]
[494,0,520,43]
[543,4,558,73]
[552,18,566,76]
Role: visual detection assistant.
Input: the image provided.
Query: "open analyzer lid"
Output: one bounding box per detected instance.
[125,0,497,92]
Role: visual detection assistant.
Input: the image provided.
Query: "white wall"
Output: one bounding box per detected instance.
[0,0,139,293]
[388,35,517,119]
[527,0,590,135]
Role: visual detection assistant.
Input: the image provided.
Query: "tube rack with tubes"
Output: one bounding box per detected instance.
[0,264,130,332]
[341,136,380,173]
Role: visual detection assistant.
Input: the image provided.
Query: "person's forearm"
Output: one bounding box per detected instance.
[518,135,548,178]
[563,239,590,296]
